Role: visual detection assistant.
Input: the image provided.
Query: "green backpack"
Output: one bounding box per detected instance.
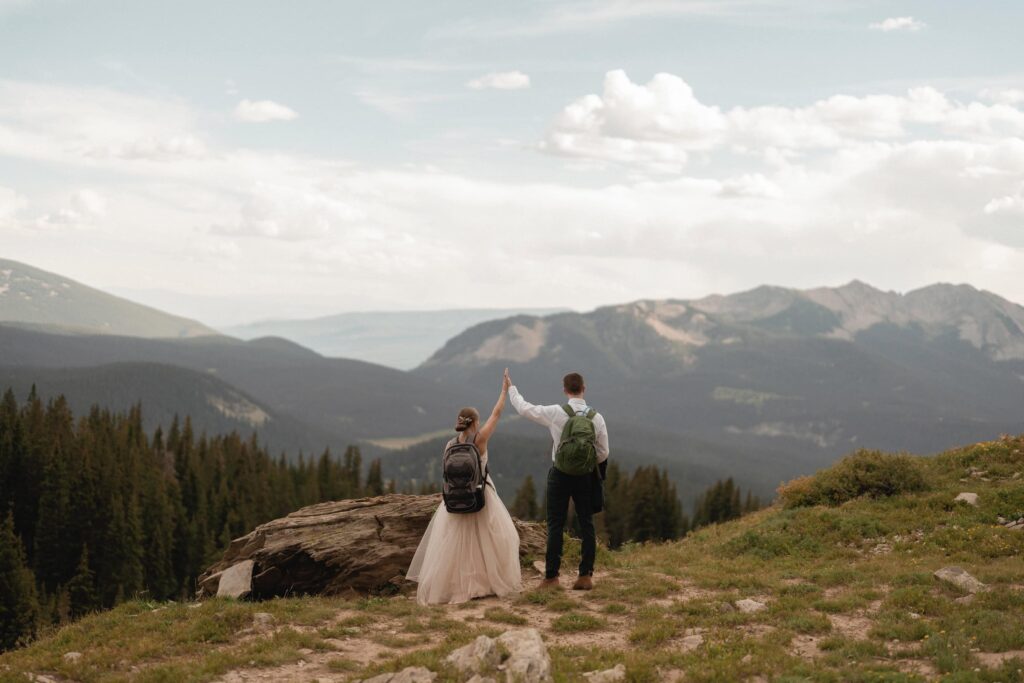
[554,405,598,476]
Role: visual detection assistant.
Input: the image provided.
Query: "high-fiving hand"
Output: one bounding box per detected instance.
[502,367,512,391]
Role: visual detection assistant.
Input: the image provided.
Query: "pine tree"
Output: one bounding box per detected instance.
[0,511,40,651]
[511,475,539,521]
[365,459,384,496]
[67,544,97,618]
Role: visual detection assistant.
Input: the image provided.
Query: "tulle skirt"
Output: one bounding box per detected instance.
[406,478,522,605]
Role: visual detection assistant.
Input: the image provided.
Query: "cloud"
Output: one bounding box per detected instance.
[354,90,448,119]
[233,99,299,123]
[212,182,365,241]
[0,185,27,223]
[466,71,531,90]
[3,75,1024,317]
[433,0,859,39]
[540,70,1024,170]
[980,88,1024,106]
[869,16,926,32]
[31,188,109,229]
[0,80,208,164]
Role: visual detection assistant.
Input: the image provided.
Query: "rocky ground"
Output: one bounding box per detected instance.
[2,435,1024,682]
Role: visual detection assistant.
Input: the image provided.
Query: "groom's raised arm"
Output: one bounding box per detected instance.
[508,385,560,427]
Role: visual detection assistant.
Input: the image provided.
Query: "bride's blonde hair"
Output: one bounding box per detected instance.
[455,407,480,432]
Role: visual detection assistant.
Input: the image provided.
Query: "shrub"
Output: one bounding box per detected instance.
[778,449,927,508]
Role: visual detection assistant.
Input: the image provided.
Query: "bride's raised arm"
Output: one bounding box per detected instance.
[476,368,511,450]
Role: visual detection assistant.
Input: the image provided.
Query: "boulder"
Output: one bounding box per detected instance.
[61,652,82,663]
[934,566,988,594]
[496,629,552,683]
[197,494,545,599]
[447,635,501,674]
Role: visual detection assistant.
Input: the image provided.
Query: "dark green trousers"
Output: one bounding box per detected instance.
[545,466,595,579]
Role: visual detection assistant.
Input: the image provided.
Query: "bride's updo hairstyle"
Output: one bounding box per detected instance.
[455,407,480,432]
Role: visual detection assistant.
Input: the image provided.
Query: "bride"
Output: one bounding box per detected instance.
[406,369,522,604]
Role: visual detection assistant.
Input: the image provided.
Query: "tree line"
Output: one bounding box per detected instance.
[0,389,387,651]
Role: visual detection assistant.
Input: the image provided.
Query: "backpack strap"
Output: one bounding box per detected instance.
[585,408,596,420]
[562,404,575,418]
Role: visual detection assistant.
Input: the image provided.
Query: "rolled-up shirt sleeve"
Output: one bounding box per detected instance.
[594,413,610,464]
[508,385,556,427]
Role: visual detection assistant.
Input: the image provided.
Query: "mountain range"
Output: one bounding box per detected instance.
[2,257,1021,506]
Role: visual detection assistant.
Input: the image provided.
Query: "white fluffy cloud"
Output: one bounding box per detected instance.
[233,99,299,123]
[541,70,1024,171]
[869,16,926,32]
[466,71,531,90]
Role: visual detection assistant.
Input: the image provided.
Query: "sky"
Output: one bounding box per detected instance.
[1,0,1023,327]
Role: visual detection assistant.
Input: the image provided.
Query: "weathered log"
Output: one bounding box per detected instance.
[196,494,546,599]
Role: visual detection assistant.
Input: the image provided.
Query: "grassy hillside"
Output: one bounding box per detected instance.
[2,436,1022,682]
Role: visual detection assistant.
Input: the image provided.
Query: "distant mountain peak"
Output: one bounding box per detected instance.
[0,259,217,339]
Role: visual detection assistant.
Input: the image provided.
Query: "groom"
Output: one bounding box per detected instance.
[506,370,610,590]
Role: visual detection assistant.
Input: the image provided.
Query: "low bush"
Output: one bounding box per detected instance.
[778,449,927,508]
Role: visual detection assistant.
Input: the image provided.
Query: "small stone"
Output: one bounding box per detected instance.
[934,566,988,594]
[298,648,313,656]
[735,599,767,614]
[465,676,498,683]
[583,664,626,683]
[741,654,753,664]
[680,634,704,651]
[908,612,921,619]
[362,667,437,683]
[997,516,1007,524]
[954,493,979,507]
[955,595,975,605]
[62,652,82,663]
[252,612,275,631]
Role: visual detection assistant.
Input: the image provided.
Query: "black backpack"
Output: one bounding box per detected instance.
[441,433,488,513]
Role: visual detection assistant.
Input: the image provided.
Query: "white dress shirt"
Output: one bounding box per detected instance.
[508,385,610,464]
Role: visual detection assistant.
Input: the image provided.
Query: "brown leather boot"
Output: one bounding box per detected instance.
[538,576,562,590]
[572,575,593,591]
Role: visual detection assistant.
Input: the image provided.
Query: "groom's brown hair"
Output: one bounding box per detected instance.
[563,372,585,395]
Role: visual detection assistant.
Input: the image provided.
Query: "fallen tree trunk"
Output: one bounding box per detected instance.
[197,494,547,599]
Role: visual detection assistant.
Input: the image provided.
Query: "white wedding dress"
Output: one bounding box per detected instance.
[406,447,522,605]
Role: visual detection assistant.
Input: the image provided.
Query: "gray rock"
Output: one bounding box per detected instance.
[61,652,82,663]
[465,677,498,683]
[361,667,437,683]
[680,634,704,651]
[954,492,979,506]
[496,629,552,683]
[934,566,988,594]
[197,495,545,598]
[446,635,500,674]
[215,560,254,598]
[735,598,767,614]
[252,611,275,631]
[583,663,626,683]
